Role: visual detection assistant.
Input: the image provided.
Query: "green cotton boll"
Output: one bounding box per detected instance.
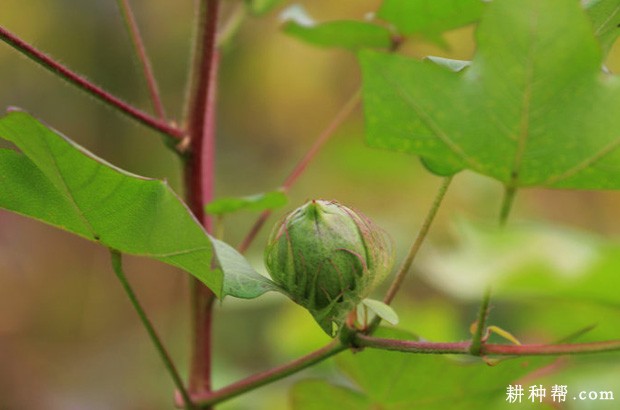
[264,199,394,336]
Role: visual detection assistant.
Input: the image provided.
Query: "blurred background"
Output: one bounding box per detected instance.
[1,1,619,409]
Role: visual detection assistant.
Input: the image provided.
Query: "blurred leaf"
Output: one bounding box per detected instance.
[0,111,281,300]
[377,0,486,42]
[205,190,287,215]
[291,381,369,410]
[281,5,392,50]
[246,0,285,16]
[360,0,620,188]
[361,299,399,325]
[584,0,620,55]
[291,328,549,409]
[420,219,620,308]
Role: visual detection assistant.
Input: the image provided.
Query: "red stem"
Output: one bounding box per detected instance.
[0,25,182,139]
[116,0,167,119]
[176,341,345,408]
[183,0,220,399]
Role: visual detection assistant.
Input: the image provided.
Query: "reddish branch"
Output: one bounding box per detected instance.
[0,25,182,139]
[175,334,620,408]
[354,334,620,356]
[116,0,167,119]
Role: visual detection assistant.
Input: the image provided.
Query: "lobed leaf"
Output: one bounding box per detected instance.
[361,0,620,189]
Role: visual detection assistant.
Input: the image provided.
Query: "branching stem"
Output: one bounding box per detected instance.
[0,25,182,140]
[176,341,346,408]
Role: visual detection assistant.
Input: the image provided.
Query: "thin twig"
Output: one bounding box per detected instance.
[365,176,453,333]
[0,25,183,140]
[109,250,195,410]
[237,89,361,253]
[383,176,453,305]
[115,0,167,119]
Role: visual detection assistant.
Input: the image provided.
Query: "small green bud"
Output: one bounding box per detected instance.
[264,199,394,336]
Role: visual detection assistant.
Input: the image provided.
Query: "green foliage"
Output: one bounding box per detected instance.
[422,220,620,307]
[0,111,279,300]
[584,0,620,55]
[246,0,285,16]
[377,0,486,43]
[281,5,392,50]
[212,237,283,299]
[361,0,620,189]
[360,298,399,325]
[291,328,548,409]
[2,0,620,407]
[205,190,287,215]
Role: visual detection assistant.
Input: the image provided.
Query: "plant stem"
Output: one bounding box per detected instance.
[183,0,220,401]
[383,176,452,305]
[176,341,346,408]
[0,25,182,140]
[180,330,620,407]
[109,250,195,410]
[217,2,247,48]
[469,287,492,356]
[237,89,361,253]
[365,176,452,333]
[115,0,167,119]
[356,335,470,354]
[354,334,620,356]
[499,184,517,227]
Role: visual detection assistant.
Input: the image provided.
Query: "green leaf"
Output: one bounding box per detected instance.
[361,299,399,325]
[377,0,486,40]
[291,328,549,409]
[361,0,620,189]
[0,111,282,300]
[281,5,393,50]
[246,0,285,16]
[211,237,283,299]
[584,0,620,56]
[205,190,287,216]
[0,111,221,294]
